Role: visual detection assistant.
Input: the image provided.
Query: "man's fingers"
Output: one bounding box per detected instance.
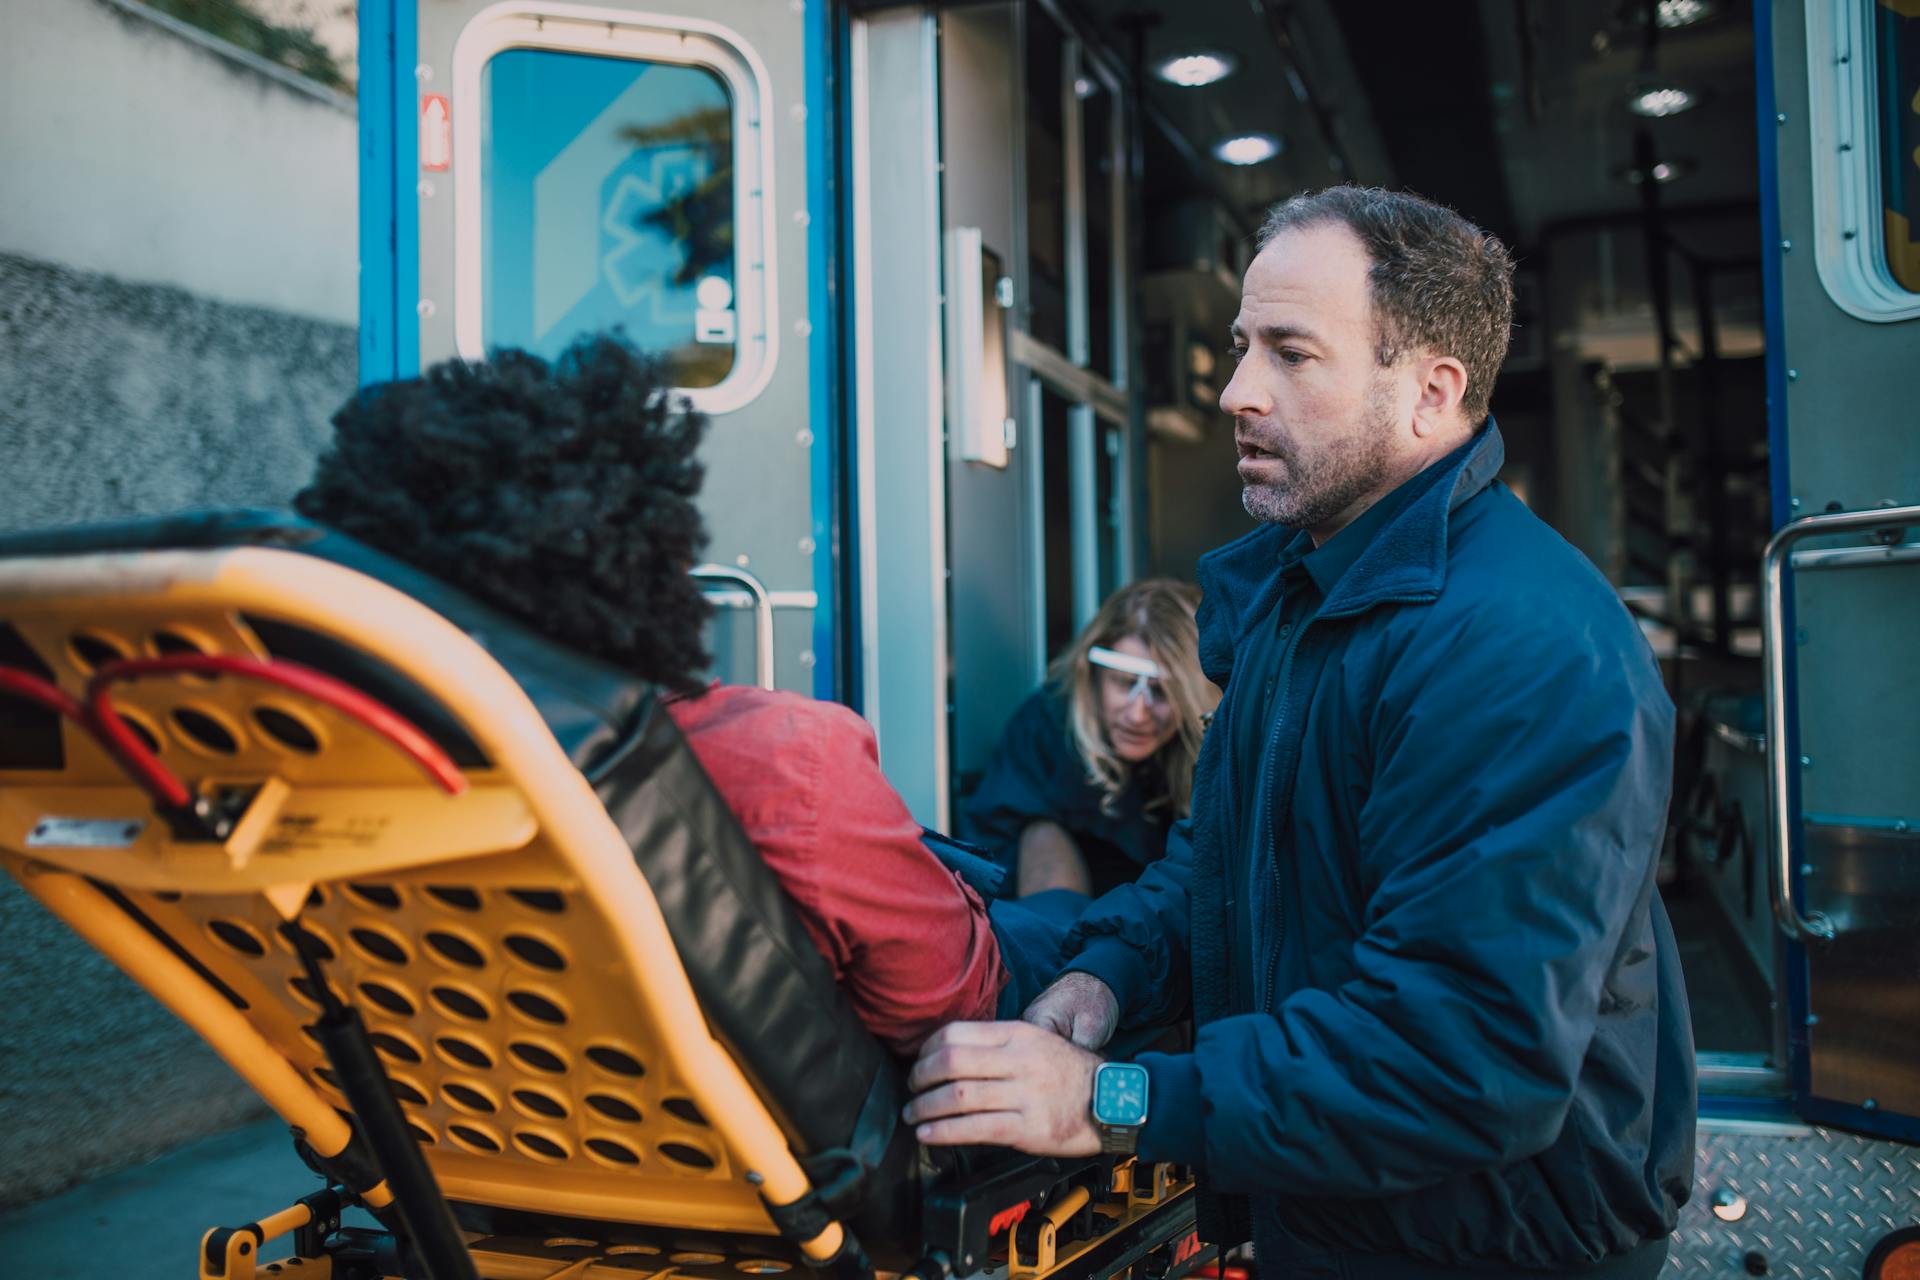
[920,1020,1019,1055]
[912,1111,1028,1148]
[907,1040,1019,1093]
[902,1079,1023,1125]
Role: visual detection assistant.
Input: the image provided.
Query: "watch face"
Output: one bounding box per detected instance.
[1094,1063,1150,1126]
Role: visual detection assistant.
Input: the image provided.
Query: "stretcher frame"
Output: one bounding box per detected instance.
[0,540,1205,1280]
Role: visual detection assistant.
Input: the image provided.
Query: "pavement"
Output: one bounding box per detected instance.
[0,1117,363,1278]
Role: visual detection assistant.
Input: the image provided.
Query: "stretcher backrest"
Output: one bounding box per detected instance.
[0,511,904,1256]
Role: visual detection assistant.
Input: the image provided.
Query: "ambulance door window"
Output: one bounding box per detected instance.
[1877,1,1920,291]
[1096,419,1122,601]
[1039,385,1076,660]
[480,50,737,386]
[1081,71,1122,384]
[1026,7,1069,352]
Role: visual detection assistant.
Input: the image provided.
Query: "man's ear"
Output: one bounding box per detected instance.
[1411,356,1469,439]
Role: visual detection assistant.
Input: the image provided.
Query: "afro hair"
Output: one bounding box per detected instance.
[295,335,714,692]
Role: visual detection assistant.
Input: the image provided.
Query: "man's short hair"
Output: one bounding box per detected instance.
[1258,185,1515,425]
[295,335,715,691]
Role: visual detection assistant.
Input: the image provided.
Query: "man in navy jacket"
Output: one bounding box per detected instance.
[906,186,1695,1277]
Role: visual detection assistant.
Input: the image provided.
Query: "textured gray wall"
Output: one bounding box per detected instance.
[0,252,351,533]
[0,249,354,1209]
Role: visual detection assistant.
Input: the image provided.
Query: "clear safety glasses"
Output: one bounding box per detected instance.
[1089,646,1171,712]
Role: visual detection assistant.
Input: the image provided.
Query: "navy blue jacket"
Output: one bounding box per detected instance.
[1065,424,1696,1271]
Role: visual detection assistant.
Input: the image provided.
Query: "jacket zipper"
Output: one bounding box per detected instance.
[1258,620,1307,1015]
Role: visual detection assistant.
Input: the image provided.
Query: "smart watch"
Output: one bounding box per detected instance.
[1091,1061,1150,1155]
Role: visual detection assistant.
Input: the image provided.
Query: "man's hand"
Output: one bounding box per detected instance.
[1022,971,1119,1049]
[905,1021,1102,1156]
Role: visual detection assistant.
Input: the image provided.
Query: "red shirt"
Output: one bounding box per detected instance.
[663,684,1007,1054]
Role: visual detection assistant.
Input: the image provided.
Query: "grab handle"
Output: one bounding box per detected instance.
[1762,504,1920,942]
[692,563,777,691]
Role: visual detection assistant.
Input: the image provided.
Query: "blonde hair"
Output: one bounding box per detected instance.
[1048,578,1218,821]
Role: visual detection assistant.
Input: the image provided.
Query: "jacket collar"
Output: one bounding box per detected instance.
[1193,419,1506,686]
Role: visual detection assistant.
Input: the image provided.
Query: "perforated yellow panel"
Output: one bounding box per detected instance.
[0,548,831,1250]
[127,863,758,1219]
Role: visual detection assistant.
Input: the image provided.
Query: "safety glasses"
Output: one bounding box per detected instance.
[1089,645,1170,711]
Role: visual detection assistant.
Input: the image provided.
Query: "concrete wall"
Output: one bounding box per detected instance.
[0,0,359,325]
[0,0,358,1210]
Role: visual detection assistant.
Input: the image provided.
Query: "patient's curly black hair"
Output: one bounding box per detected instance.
[295,335,714,692]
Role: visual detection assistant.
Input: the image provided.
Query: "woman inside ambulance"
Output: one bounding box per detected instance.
[294,334,1072,1057]
[962,581,1217,898]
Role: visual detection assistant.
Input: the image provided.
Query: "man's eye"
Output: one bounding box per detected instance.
[1228,345,1248,363]
[1280,349,1309,366]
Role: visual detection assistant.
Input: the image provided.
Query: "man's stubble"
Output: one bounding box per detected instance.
[1240,374,1401,529]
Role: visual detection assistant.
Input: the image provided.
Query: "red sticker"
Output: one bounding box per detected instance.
[421,94,451,172]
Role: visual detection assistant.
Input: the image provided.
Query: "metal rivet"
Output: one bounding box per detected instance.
[735,553,751,568]
[1863,1098,1878,1111]
[1791,497,1803,509]
[415,64,433,83]
[796,428,814,447]
[1806,1014,1820,1026]
[792,209,811,226]
[1787,369,1799,381]
[1895,820,1911,833]
[1781,239,1793,252]
[794,320,812,337]
[1800,863,1814,876]
[417,299,436,318]
[798,536,816,555]
[418,180,435,198]
[789,103,807,123]
[1776,112,1788,125]
[1800,755,1813,768]
[799,650,817,668]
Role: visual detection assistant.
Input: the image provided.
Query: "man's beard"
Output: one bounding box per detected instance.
[1240,379,1399,529]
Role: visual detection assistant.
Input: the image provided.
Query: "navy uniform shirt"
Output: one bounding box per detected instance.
[962,686,1174,896]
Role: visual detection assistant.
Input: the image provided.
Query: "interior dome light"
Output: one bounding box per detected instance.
[1616,158,1692,185]
[1156,53,1236,88]
[1655,0,1716,28]
[1213,133,1283,166]
[1628,83,1700,117]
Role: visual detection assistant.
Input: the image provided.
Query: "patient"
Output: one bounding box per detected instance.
[295,335,1052,1055]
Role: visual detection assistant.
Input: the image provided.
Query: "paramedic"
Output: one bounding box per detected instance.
[963,579,1217,897]
[905,185,1695,1278]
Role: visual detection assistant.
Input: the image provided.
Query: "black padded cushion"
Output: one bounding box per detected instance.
[0,510,906,1177]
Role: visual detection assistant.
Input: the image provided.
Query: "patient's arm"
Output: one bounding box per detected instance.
[1016,820,1091,897]
[669,687,1008,1056]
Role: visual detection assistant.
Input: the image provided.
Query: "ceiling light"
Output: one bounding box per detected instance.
[1627,83,1700,117]
[1156,52,1236,88]
[1655,0,1716,28]
[1616,157,1693,185]
[1213,133,1283,166]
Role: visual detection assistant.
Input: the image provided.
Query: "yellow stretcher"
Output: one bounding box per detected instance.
[0,513,1205,1280]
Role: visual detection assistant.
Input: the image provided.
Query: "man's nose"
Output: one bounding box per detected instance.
[1220,357,1267,418]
